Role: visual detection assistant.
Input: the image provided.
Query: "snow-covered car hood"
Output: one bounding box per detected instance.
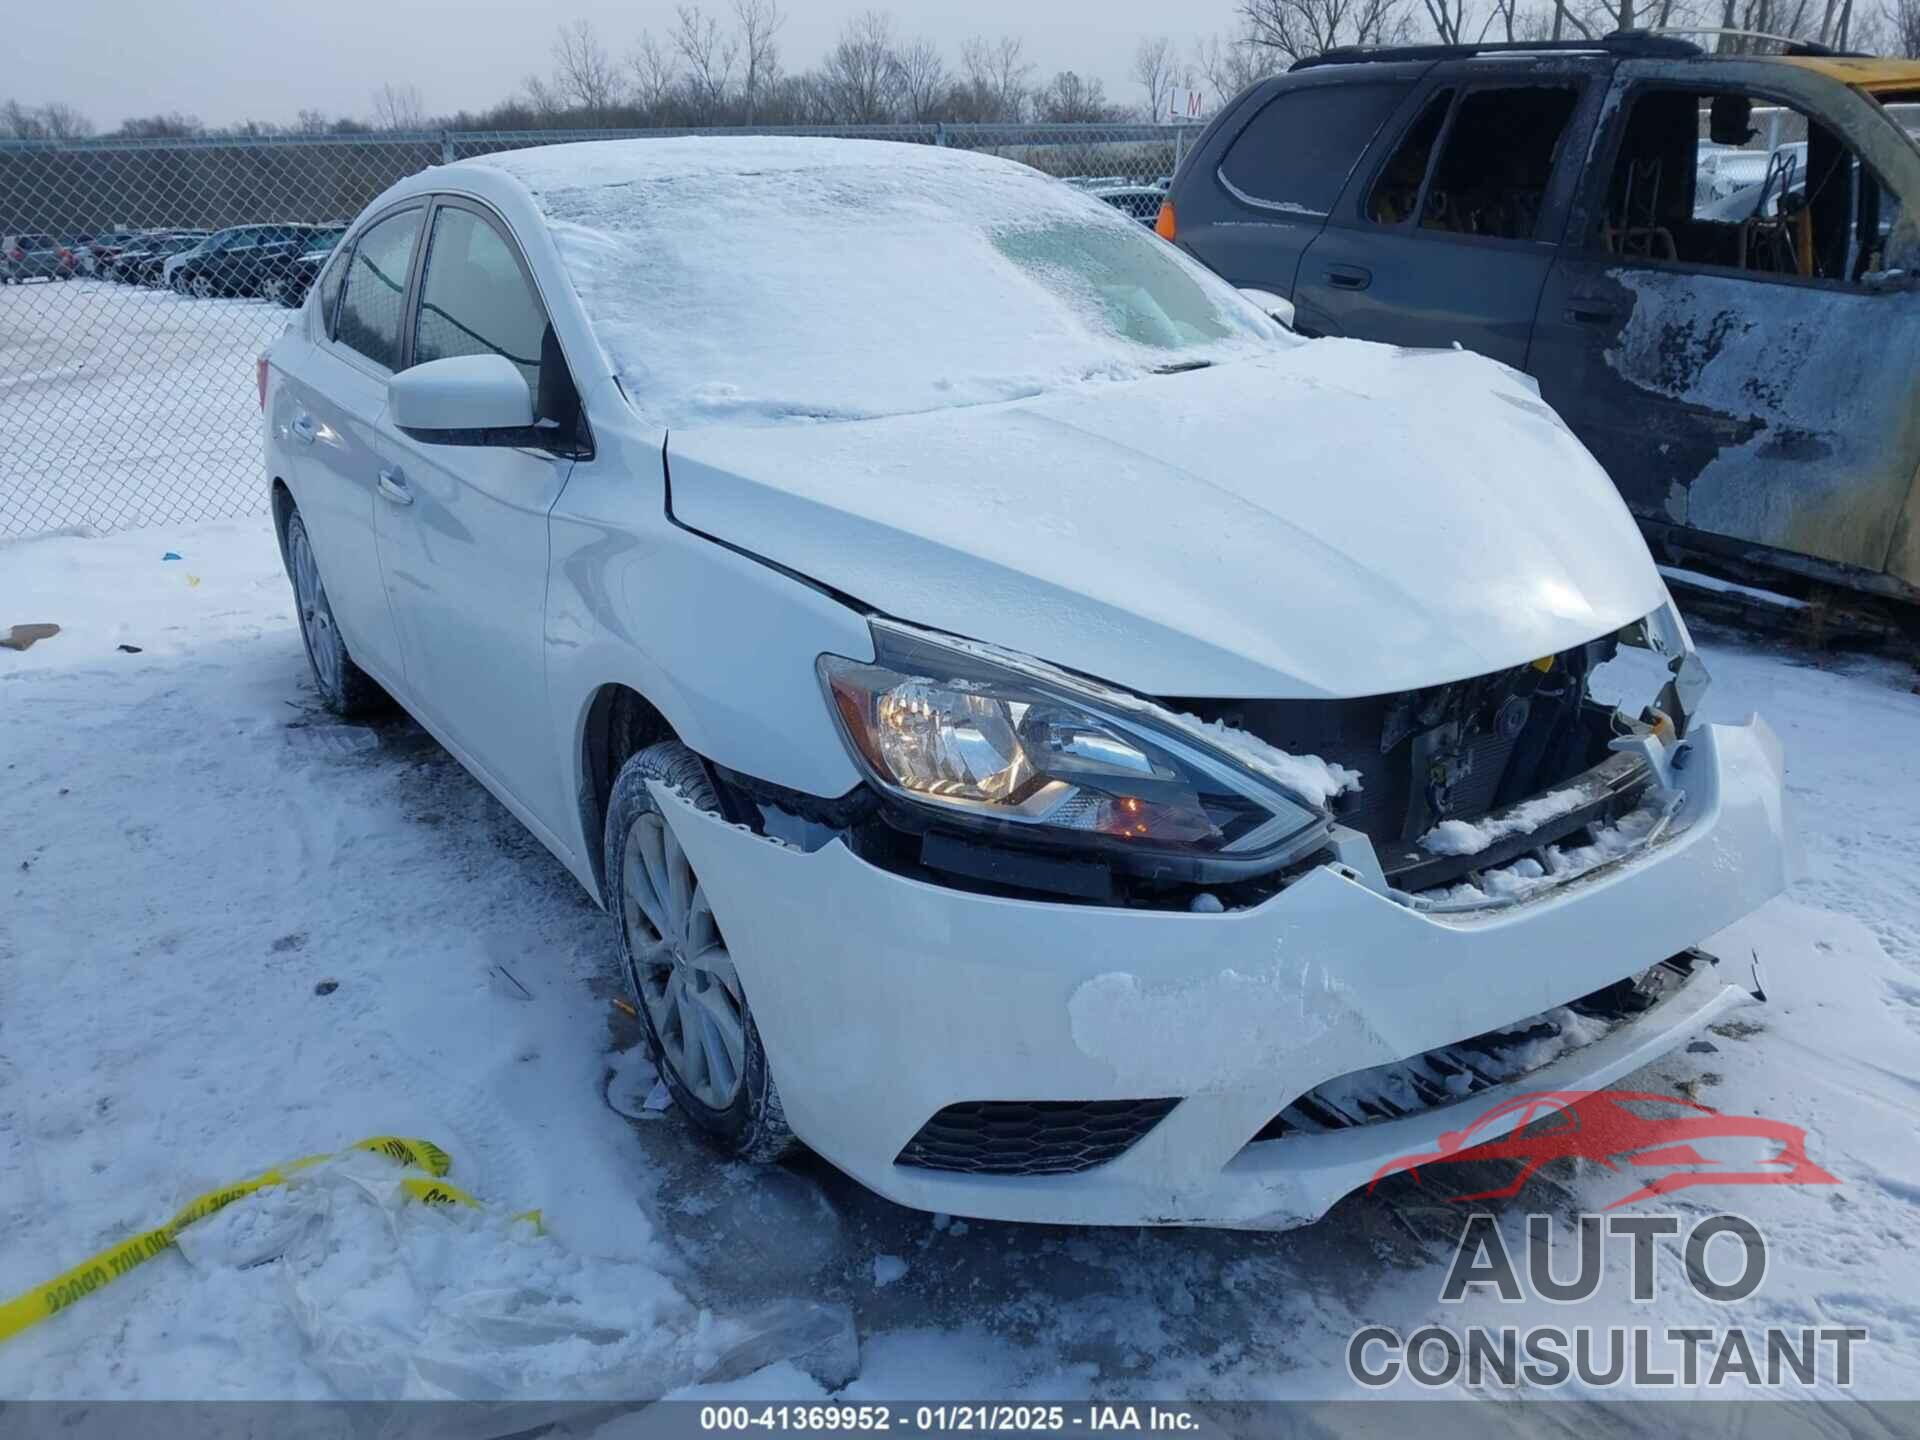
[665,341,1669,699]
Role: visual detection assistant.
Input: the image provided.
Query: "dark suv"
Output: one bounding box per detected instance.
[169,224,325,298]
[1161,35,1920,604]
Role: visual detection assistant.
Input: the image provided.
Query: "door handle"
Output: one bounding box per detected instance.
[290,414,316,445]
[1325,264,1372,291]
[1565,299,1620,325]
[376,467,413,506]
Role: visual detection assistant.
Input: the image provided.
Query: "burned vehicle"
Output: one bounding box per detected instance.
[1159,36,1920,605]
[264,138,1789,1229]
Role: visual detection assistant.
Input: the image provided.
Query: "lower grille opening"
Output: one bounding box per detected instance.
[1250,951,1708,1143]
[896,1098,1181,1177]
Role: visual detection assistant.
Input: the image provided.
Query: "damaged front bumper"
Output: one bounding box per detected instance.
[654,716,1791,1229]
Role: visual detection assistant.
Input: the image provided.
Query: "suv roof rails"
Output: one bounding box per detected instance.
[1630,25,1871,56]
[1288,32,1704,72]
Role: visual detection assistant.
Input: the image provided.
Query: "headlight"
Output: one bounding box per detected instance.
[818,622,1334,873]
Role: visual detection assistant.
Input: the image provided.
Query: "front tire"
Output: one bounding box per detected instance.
[606,741,795,1163]
[286,508,386,717]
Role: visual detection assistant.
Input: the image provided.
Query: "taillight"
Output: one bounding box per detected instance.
[257,356,269,411]
[1154,200,1177,241]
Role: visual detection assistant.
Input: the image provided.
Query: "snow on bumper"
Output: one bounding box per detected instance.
[656,718,1791,1229]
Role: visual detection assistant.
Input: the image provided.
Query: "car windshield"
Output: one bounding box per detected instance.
[478,138,1282,427]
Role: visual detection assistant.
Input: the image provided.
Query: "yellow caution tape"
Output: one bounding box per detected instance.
[0,1134,499,1346]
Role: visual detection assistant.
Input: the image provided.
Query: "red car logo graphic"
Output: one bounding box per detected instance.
[1368,1090,1839,1208]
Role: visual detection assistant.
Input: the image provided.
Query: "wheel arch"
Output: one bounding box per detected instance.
[577,682,679,902]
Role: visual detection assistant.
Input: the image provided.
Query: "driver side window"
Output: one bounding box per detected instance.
[1594,86,1899,285]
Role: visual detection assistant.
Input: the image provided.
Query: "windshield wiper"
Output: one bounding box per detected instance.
[1152,359,1214,375]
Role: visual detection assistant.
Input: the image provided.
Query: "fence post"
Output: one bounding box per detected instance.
[441,131,456,165]
[1173,124,1188,177]
[934,122,948,148]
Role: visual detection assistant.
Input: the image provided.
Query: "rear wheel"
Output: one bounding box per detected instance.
[286,509,386,717]
[190,274,215,299]
[606,741,795,1163]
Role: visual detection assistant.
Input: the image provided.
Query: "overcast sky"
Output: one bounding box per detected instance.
[22,0,1245,130]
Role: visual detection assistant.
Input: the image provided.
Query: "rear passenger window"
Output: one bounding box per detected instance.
[335,208,422,370]
[1368,90,1453,225]
[316,248,349,337]
[1416,86,1580,241]
[414,206,548,401]
[1219,82,1412,216]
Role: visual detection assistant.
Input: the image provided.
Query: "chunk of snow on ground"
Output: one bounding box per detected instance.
[871,1255,909,1288]
[1420,786,1589,856]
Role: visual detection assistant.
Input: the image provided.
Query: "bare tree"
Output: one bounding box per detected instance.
[629,32,680,114]
[734,0,785,122]
[552,20,623,124]
[894,37,948,122]
[673,5,740,119]
[1421,0,1476,42]
[1034,70,1123,122]
[1240,0,1413,59]
[1192,29,1270,108]
[371,81,426,131]
[958,35,1033,122]
[820,10,904,123]
[1,99,93,139]
[113,111,202,138]
[1888,0,1920,52]
[1132,36,1179,121]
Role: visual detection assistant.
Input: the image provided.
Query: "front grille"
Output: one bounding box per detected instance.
[1251,951,1706,1143]
[895,1098,1180,1176]
[1170,640,1615,854]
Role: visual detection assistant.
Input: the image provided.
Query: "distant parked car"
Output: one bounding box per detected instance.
[108,233,207,286]
[168,225,323,298]
[2,234,74,283]
[78,231,145,275]
[1094,185,1171,224]
[265,226,347,307]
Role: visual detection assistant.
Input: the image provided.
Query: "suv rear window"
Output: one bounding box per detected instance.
[1218,82,1412,216]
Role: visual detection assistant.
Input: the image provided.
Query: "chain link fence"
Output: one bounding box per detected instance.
[0,122,1192,539]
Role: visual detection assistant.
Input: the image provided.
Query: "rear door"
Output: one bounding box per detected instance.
[371,196,581,845]
[1295,61,1604,366]
[1173,73,1422,302]
[273,203,425,690]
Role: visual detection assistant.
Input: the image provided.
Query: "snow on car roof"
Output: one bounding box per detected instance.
[467,137,1279,429]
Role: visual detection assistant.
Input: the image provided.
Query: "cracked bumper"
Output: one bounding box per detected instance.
[657,717,1791,1229]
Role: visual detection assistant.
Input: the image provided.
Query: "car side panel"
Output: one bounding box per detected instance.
[271,332,409,688]
[544,414,872,899]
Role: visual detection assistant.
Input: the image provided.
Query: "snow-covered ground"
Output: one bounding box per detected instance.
[3,518,1920,1410]
[0,281,283,538]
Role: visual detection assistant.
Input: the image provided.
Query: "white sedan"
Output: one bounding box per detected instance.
[261,137,1791,1229]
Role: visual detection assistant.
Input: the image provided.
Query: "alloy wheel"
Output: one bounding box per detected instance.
[621,811,747,1111]
[289,522,343,698]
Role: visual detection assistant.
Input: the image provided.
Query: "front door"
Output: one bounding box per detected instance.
[372,198,579,846]
[1529,73,1920,580]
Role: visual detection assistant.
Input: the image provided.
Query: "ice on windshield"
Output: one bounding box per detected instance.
[473,138,1281,427]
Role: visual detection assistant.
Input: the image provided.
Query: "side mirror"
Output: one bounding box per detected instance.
[388,354,534,443]
[1238,286,1296,331]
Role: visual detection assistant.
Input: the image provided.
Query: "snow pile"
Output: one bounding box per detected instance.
[164,1150,847,1401]
[1419,786,1588,857]
[472,138,1280,428]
